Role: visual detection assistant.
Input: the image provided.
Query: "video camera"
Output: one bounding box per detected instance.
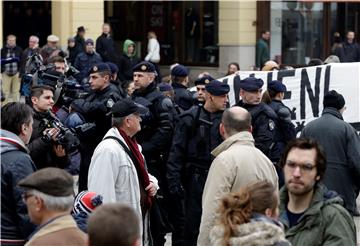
[23,52,89,106]
[40,114,81,153]
[40,112,96,153]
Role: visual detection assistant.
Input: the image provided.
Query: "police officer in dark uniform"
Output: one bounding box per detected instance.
[71,63,122,191]
[235,77,278,157]
[167,80,230,246]
[193,75,214,104]
[171,64,194,112]
[131,61,174,245]
[262,80,296,187]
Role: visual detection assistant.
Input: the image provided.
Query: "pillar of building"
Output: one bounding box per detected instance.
[218,1,257,72]
[52,1,104,47]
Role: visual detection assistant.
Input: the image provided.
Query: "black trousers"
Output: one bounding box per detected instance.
[183,167,208,246]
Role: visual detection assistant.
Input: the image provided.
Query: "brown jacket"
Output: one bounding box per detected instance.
[25,215,86,246]
[198,131,278,246]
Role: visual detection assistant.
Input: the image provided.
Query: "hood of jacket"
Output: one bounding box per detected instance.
[0,129,29,154]
[123,39,136,57]
[211,131,254,157]
[210,220,289,246]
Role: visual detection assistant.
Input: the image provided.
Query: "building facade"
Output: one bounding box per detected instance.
[2,1,359,77]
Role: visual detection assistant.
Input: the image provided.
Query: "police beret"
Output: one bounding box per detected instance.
[18,167,74,197]
[323,90,345,110]
[195,75,214,86]
[133,61,156,73]
[108,98,148,117]
[158,82,173,92]
[205,80,230,96]
[106,62,119,74]
[268,80,287,92]
[47,35,59,42]
[239,77,264,91]
[171,64,188,77]
[88,63,111,75]
[85,39,94,46]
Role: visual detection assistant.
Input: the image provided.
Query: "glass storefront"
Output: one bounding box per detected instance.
[270,1,324,66]
[105,1,219,66]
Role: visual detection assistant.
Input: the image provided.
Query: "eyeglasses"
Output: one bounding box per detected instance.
[285,162,315,173]
[22,192,34,202]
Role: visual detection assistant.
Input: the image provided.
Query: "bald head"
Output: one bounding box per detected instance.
[222,106,252,137]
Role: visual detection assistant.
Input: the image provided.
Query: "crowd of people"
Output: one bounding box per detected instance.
[1,23,360,246]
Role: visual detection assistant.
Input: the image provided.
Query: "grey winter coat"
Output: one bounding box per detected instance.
[1,129,37,241]
[301,107,360,214]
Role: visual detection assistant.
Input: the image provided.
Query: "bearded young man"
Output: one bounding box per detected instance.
[278,138,356,245]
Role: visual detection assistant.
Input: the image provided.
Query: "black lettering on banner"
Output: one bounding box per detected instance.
[324,65,331,94]
[300,68,321,119]
[233,75,241,103]
[277,69,296,100]
[267,72,273,84]
[249,73,255,77]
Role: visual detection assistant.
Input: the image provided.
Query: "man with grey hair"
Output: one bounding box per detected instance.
[88,98,158,245]
[18,167,86,246]
[198,106,278,246]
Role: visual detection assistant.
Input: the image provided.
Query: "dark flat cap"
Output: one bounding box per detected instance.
[239,77,264,91]
[85,39,94,46]
[171,64,188,77]
[133,61,156,73]
[268,80,287,92]
[158,82,173,92]
[205,80,230,96]
[323,90,345,110]
[195,75,214,86]
[106,62,119,74]
[18,167,74,197]
[108,98,148,117]
[88,63,111,75]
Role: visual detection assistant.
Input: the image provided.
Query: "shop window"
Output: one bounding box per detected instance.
[105,1,219,66]
[270,2,324,65]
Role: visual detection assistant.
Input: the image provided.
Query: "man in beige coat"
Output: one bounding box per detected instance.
[197,107,278,246]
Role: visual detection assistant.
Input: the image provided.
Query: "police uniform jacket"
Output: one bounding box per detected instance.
[236,101,277,157]
[268,99,296,162]
[172,82,193,111]
[167,105,223,190]
[72,84,121,144]
[132,82,174,161]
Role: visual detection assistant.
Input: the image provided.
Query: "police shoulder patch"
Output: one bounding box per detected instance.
[268,119,275,131]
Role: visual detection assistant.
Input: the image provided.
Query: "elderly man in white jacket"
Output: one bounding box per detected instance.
[88,98,158,246]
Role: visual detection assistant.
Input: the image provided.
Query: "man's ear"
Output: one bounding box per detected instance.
[315,175,320,181]
[31,96,37,105]
[219,122,226,138]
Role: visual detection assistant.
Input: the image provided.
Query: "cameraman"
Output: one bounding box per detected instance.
[27,85,70,170]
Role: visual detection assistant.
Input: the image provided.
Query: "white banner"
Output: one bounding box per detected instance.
[216,63,360,132]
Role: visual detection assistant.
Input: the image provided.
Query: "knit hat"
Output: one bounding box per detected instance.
[323,90,345,110]
[72,191,103,215]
